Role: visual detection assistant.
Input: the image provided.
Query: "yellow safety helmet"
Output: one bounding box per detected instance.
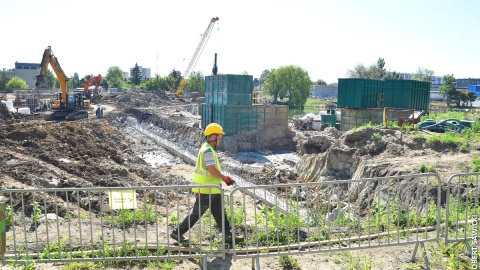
[204,123,225,136]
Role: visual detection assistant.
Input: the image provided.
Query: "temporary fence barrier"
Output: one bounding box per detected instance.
[230,173,442,269]
[2,172,476,269]
[444,173,479,258]
[0,185,226,267]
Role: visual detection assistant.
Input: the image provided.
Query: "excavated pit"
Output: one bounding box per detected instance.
[1,89,478,217]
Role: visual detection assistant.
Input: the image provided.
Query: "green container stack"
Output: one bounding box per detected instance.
[337,79,384,109]
[204,75,253,106]
[200,104,213,130]
[211,105,258,135]
[202,74,263,135]
[383,80,430,110]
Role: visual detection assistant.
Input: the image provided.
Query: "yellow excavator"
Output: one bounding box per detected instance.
[36,46,89,121]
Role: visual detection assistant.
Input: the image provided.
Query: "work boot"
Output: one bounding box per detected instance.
[170,231,185,242]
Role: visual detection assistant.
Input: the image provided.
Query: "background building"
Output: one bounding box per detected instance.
[311,85,338,98]
[14,62,41,88]
[456,78,480,88]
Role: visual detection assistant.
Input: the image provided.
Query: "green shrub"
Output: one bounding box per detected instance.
[472,155,480,172]
[371,132,382,141]
[105,204,160,227]
[279,255,300,269]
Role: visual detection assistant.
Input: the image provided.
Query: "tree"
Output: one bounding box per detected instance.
[184,71,204,92]
[383,71,404,80]
[100,78,108,90]
[376,57,386,79]
[130,63,142,86]
[0,73,8,92]
[411,67,434,82]
[458,90,469,107]
[106,66,127,90]
[45,69,58,89]
[467,91,477,107]
[145,75,166,90]
[347,58,402,80]
[259,70,270,84]
[274,65,311,109]
[263,69,279,101]
[168,69,182,88]
[439,74,456,107]
[6,76,27,89]
[314,79,327,85]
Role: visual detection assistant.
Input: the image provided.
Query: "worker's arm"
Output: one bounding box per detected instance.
[203,148,234,185]
[207,165,227,181]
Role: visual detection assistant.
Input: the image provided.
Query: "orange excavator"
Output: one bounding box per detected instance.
[83,74,102,103]
[84,74,102,95]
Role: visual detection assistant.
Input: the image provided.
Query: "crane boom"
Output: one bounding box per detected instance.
[175,17,219,97]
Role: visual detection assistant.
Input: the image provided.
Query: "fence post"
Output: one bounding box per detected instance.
[0,203,6,256]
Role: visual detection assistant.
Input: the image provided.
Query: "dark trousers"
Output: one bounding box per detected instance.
[175,194,231,236]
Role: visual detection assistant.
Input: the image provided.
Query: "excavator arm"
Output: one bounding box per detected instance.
[175,17,219,97]
[83,74,102,94]
[36,46,69,106]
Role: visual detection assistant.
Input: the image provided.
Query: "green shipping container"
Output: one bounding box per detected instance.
[200,103,213,129]
[205,74,253,94]
[321,114,336,128]
[204,91,252,106]
[337,79,384,109]
[212,105,259,135]
[384,80,430,110]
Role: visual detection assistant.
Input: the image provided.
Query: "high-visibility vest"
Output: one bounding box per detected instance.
[192,142,222,194]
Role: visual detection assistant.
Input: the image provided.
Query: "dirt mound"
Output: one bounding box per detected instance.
[0,119,184,190]
[0,102,14,122]
[115,89,173,108]
[295,127,472,182]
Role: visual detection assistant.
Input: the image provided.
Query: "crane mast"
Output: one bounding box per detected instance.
[175,17,219,97]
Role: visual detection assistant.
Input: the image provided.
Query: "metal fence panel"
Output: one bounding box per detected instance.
[0,185,225,265]
[444,173,480,246]
[229,173,442,259]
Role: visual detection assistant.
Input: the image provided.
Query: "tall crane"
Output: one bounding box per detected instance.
[175,17,219,97]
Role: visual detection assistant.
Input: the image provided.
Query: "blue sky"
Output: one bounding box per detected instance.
[1,0,479,84]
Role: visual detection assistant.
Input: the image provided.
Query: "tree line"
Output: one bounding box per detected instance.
[1,58,474,110]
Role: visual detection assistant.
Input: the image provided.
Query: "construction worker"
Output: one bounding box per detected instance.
[95,105,102,119]
[171,123,242,246]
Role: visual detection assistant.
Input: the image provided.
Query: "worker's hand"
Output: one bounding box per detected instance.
[224,176,235,186]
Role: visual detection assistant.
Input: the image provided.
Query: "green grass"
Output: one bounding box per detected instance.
[420,111,466,122]
[251,205,308,246]
[472,155,480,172]
[104,204,160,227]
[371,132,382,141]
[6,204,14,228]
[279,255,301,269]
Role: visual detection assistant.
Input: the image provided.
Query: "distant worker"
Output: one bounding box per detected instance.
[96,105,102,119]
[171,123,243,246]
